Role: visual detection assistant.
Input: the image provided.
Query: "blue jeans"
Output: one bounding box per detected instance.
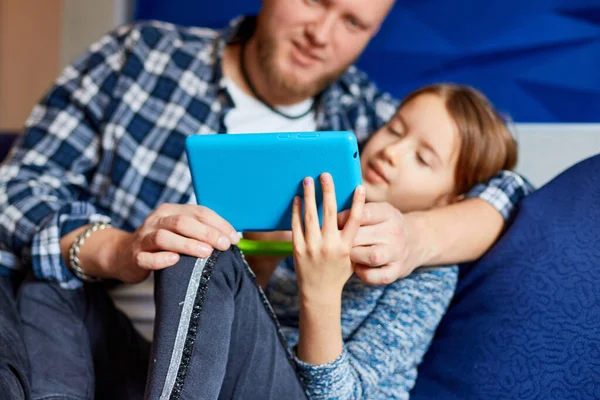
[18,248,307,399]
[0,275,30,400]
[18,277,150,399]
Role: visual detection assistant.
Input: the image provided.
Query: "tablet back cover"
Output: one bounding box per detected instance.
[186,131,362,231]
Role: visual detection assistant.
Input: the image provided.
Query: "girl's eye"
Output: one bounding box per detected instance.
[388,126,404,137]
[417,153,429,167]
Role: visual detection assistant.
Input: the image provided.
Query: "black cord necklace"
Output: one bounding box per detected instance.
[239,41,317,120]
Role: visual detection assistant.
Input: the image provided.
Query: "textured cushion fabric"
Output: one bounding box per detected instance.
[411,154,600,400]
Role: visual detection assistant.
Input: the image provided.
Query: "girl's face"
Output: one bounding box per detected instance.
[360,93,461,213]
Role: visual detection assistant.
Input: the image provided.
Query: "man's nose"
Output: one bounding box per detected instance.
[306,12,337,47]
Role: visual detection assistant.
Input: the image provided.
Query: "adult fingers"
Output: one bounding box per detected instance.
[156,203,239,245]
[142,228,216,258]
[135,251,181,271]
[155,215,232,251]
[193,205,239,244]
[353,263,402,286]
[339,202,393,228]
[352,224,387,247]
[337,202,386,229]
[349,244,395,269]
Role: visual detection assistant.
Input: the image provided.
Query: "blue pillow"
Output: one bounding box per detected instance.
[411,154,600,400]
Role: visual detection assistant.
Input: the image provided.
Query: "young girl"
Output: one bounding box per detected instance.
[143,83,519,399]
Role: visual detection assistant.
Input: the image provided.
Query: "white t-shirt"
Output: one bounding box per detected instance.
[108,78,317,341]
[223,77,317,133]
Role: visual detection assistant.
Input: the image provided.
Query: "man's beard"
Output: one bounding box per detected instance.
[254,34,350,102]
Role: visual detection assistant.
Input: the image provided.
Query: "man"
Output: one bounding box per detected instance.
[0,0,529,397]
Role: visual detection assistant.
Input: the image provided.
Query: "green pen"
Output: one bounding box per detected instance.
[237,238,293,257]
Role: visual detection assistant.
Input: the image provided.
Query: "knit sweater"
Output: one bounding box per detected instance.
[266,260,458,399]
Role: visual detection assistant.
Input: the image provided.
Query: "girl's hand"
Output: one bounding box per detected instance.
[292,173,365,303]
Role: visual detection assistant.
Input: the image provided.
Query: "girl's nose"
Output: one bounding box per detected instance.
[381,139,408,167]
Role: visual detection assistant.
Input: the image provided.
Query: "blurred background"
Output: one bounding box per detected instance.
[0,0,599,185]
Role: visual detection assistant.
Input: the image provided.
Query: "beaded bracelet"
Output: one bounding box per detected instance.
[68,221,110,282]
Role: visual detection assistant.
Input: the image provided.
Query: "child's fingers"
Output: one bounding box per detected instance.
[302,177,321,240]
[341,185,366,243]
[291,196,305,250]
[320,173,338,236]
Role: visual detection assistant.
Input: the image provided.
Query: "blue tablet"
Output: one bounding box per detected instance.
[185,131,362,232]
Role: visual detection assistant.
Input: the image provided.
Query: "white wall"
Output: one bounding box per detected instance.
[61,0,132,68]
[514,124,600,187]
[0,0,62,130]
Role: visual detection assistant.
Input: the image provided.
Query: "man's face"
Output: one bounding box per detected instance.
[253,0,394,100]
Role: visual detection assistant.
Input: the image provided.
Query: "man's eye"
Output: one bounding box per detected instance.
[347,18,359,28]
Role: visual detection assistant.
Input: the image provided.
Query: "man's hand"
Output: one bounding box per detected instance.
[338,202,431,285]
[338,198,506,285]
[113,204,239,283]
[60,204,239,284]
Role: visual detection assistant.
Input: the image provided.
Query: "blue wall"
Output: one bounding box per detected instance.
[135,0,600,123]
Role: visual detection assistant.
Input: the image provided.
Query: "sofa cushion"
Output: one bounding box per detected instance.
[411,154,600,400]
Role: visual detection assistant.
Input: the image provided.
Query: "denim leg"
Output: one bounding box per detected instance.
[18,279,151,400]
[146,248,307,400]
[0,276,30,400]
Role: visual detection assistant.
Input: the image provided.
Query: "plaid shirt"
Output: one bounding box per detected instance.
[0,17,533,287]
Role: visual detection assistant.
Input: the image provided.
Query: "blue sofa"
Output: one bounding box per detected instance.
[2,132,599,398]
[411,154,600,399]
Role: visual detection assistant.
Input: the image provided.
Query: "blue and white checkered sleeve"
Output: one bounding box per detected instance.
[466,170,535,221]
[346,66,400,142]
[0,26,135,287]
